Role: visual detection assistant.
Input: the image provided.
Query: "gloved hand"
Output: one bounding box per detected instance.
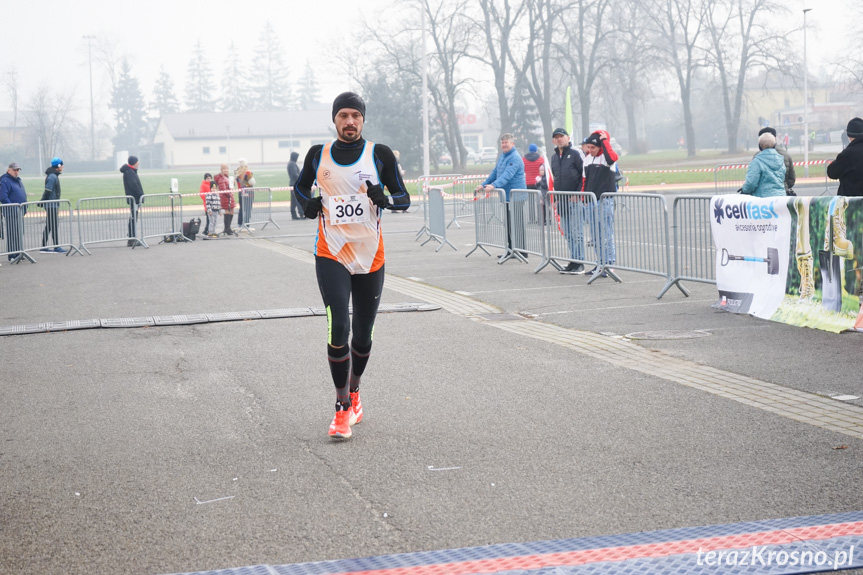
[304,196,323,219]
[366,180,389,209]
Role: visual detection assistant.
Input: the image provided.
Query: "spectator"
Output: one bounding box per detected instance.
[757,127,795,193]
[740,133,786,198]
[476,133,526,258]
[235,158,255,232]
[120,155,144,247]
[827,118,863,197]
[199,173,215,236]
[0,162,27,262]
[215,163,236,235]
[523,143,545,224]
[40,157,66,253]
[582,130,619,277]
[550,127,586,274]
[287,151,302,220]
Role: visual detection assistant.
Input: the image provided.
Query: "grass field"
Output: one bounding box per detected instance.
[14,149,837,205]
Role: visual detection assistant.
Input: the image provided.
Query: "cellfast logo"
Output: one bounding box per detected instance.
[713,197,778,225]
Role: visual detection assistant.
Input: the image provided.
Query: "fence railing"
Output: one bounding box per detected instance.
[139,193,185,243]
[1,203,30,263]
[465,188,508,260]
[19,200,81,258]
[714,163,748,194]
[236,187,280,232]
[420,187,457,252]
[77,196,146,254]
[658,195,715,298]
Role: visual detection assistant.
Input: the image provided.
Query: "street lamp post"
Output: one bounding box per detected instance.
[803,8,811,178]
[83,34,96,161]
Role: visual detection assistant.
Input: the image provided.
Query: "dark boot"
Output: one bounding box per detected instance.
[224,214,234,235]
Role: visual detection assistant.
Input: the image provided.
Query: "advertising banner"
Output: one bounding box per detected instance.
[711,196,863,333]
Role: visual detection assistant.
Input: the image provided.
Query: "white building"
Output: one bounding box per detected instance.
[152,108,334,168]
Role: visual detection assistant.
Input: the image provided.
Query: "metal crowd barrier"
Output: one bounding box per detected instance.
[139,193,185,244]
[448,176,486,229]
[77,196,146,254]
[589,193,679,295]
[714,163,748,194]
[541,192,599,273]
[658,195,713,298]
[420,187,456,252]
[1,203,30,263]
[19,200,81,259]
[503,189,544,265]
[237,187,280,232]
[465,188,508,259]
[416,174,461,240]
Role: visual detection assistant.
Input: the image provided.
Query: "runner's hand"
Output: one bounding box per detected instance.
[366,180,389,209]
[304,196,323,219]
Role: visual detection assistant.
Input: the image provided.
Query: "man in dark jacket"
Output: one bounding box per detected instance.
[39,158,67,253]
[757,127,795,193]
[827,117,863,197]
[0,162,27,262]
[549,128,586,274]
[120,155,144,246]
[287,151,301,219]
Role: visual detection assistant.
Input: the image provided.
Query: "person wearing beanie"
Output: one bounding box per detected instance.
[39,158,66,253]
[293,90,410,440]
[214,163,236,235]
[581,130,620,277]
[120,156,144,247]
[287,151,302,220]
[757,126,795,193]
[827,117,863,197]
[522,142,545,225]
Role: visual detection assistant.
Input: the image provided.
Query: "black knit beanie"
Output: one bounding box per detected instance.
[332,92,365,121]
[847,117,863,138]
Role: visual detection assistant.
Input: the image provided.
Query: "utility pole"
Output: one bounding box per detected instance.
[802,8,812,178]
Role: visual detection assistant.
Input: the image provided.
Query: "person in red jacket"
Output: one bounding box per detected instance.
[214,163,236,236]
[522,143,545,224]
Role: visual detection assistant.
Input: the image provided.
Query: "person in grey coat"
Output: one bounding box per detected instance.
[741,133,786,198]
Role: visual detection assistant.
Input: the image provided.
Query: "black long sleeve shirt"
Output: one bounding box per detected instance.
[294,138,411,210]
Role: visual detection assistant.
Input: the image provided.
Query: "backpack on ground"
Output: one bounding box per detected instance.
[182,218,201,241]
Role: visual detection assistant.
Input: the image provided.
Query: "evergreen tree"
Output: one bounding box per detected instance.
[250,21,291,110]
[296,60,320,110]
[510,77,542,151]
[151,65,180,116]
[184,39,217,112]
[363,70,422,173]
[110,58,148,151]
[220,42,250,112]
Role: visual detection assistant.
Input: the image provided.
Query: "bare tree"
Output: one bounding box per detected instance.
[470,0,527,135]
[644,0,708,156]
[4,67,19,144]
[24,85,77,163]
[704,0,791,152]
[510,0,570,154]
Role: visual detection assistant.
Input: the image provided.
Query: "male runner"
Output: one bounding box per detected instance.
[294,92,410,440]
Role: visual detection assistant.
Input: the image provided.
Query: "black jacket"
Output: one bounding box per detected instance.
[120,164,144,203]
[827,138,863,197]
[550,143,583,192]
[287,152,300,187]
[42,166,62,202]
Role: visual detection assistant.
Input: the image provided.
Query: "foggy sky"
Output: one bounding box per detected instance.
[2,0,853,122]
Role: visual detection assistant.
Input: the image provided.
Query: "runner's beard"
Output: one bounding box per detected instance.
[338,126,362,143]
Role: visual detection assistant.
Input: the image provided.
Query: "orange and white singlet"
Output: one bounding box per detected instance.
[315,141,385,274]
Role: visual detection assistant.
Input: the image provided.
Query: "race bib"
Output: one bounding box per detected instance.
[329,193,370,225]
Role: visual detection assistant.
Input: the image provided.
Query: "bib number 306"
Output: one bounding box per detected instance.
[329,194,370,225]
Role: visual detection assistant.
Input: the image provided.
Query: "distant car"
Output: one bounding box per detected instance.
[439,153,452,165]
[464,147,482,163]
[479,147,498,163]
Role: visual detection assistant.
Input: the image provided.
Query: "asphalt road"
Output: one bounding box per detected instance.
[1,203,861,575]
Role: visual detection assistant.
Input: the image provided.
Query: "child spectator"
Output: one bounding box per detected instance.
[205,180,222,238]
[199,173,214,237]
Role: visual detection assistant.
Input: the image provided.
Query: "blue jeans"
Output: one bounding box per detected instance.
[558,199,586,261]
[586,196,615,265]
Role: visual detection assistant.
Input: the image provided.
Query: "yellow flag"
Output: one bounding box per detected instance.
[565,86,573,137]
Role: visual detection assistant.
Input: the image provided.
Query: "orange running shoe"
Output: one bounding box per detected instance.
[349,391,363,426]
[328,408,352,440]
